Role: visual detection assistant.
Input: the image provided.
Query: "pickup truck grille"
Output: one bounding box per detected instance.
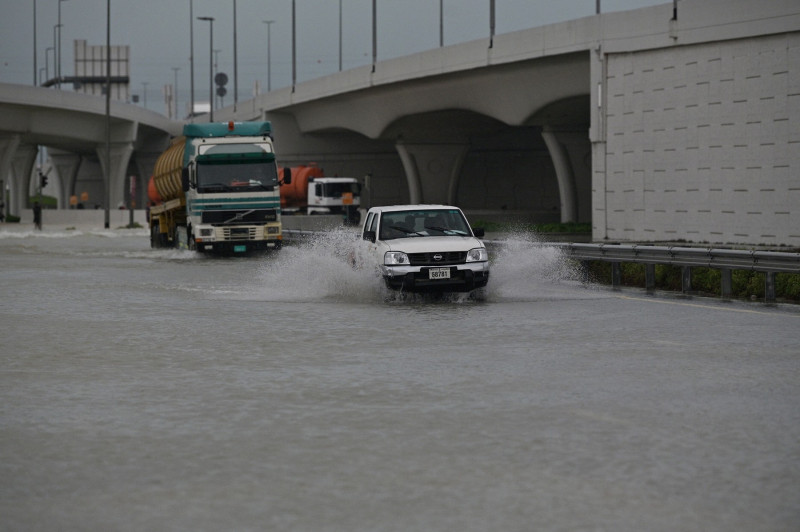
[222,227,257,240]
[202,209,277,225]
[408,251,467,266]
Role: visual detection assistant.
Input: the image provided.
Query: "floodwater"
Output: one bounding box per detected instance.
[1,226,798,532]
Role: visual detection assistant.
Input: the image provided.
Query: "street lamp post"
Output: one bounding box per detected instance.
[197,16,215,122]
[52,24,62,84]
[263,20,274,91]
[439,0,444,47]
[233,0,238,112]
[45,47,54,82]
[57,0,68,88]
[172,67,180,119]
[190,0,195,120]
[33,0,37,86]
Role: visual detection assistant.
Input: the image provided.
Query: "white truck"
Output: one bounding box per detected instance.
[279,164,361,224]
[359,204,490,292]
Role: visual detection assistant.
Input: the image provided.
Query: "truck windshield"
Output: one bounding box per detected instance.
[379,209,472,240]
[196,161,279,192]
[318,182,361,198]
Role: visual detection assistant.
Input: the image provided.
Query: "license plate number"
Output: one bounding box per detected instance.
[428,267,450,280]
[234,245,247,253]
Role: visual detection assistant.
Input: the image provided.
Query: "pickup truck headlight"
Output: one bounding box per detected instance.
[466,247,488,262]
[384,251,410,265]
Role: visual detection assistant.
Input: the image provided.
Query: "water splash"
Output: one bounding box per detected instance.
[245,228,592,304]
[484,230,592,302]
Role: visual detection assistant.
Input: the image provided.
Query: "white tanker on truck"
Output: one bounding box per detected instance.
[148,121,290,253]
[278,163,361,224]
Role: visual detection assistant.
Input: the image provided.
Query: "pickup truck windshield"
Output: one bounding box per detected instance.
[197,161,279,192]
[379,209,471,240]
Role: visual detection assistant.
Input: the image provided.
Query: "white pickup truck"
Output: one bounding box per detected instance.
[359,205,490,292]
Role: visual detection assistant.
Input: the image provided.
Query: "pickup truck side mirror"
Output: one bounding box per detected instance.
[363,230,376,243]
[472,227,485,238]
[282,167,292,185]
[181,167,190,192]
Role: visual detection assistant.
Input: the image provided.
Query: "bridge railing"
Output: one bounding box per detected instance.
[496,241,800,303]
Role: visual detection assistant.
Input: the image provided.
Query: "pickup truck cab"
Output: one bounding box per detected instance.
[360,205,490,292]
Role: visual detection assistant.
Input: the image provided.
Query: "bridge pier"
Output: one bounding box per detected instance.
[11,143,38,217]
[395,141,469,204]
[96,142,134,211]
[541,127,579,224]
[49,150,82,210]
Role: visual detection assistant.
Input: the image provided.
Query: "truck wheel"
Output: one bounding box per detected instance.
[187,226,196,251]
[150,224,160,248]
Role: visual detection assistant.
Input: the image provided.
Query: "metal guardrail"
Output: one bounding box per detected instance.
[548,243,800,274]
[285,229,800,302]
[503,242,800,303]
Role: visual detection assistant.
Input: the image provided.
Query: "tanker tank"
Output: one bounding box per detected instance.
[149,136,186,204]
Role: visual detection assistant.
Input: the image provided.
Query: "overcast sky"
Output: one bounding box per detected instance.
[1,0,661,115]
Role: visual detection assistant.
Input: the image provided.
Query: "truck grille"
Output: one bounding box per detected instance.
[202,209,277,225]
[408,251,467,266]
[222,227,257,240]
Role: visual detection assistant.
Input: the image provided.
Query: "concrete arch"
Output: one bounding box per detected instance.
[526,95,592,223]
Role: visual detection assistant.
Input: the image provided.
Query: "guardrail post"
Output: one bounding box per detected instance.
[645,264,656,294]
[721,268,733,301]
[681,266,693,296]
[765,272,776,304]
[611,262,621,290]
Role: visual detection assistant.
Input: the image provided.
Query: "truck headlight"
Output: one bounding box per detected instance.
[200,228,213,237]
[466,247,488,262]
[384,251,410,265]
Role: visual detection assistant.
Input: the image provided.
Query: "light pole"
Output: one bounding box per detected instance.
[104,0,111,229]
[439,0,443,47]
[52,24,61,84]
[338,0,342,71]
[197,16,214,122]
[371,0,376,70]
[263,20,274,91]
[172,67,180,119]
[45,47,54,83]
[291,0,296,91]
[141,82,149,109]
[189,0,195,120]
[489,0,495,49]
[233,0,238,111]
[57,0,68,88]
[33,0,37,86]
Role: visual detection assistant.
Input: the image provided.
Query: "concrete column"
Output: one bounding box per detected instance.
[0,134,22,215]
[48,150,82,209]
[395,142,469,205]
[11,144,39,215]
[541,127,578,223]
[96,142,135,209]
[133,151,164,207]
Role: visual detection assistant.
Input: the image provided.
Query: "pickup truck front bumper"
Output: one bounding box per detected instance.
[381,263,490,292]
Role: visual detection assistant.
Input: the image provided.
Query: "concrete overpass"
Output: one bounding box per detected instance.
[0,85,181,216]
[2,0,799,247]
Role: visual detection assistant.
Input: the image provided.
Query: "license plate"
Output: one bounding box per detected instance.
[428,267,450,280]
[234,245,247,253]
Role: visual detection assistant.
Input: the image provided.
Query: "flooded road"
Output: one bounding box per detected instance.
[1,227,798,531]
